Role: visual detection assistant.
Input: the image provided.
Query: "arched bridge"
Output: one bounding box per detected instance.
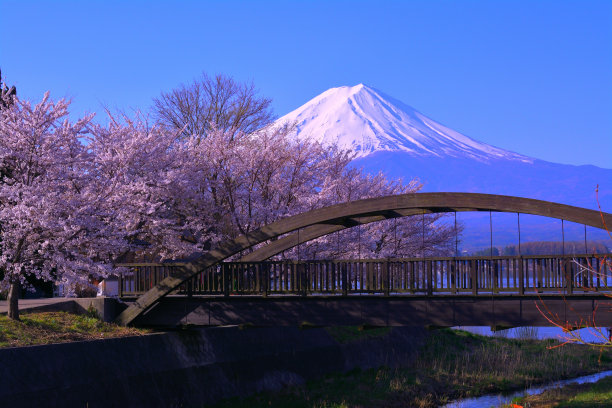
[115,193,612,328]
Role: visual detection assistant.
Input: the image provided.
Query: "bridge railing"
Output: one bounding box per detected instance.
[117,254,611,298]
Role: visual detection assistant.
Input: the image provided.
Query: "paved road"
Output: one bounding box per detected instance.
[0,298,76,314]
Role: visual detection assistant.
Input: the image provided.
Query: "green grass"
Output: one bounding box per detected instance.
[559,376,612,407]
[510,375,612,408]
[0,311,149,348]
[211,329,612,408]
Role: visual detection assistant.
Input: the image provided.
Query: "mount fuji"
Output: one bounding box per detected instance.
[275,84,612,249]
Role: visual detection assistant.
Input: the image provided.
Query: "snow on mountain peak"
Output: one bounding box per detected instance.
[275,84,532,163]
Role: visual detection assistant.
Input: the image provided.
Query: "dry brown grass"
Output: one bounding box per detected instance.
[0,311,150,348]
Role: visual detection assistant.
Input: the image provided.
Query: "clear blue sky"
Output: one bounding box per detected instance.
[2,0,611,168]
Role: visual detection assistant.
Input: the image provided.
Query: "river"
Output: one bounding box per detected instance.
[442,370,612,408]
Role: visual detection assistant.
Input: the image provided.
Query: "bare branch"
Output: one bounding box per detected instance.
[153,73,274,139]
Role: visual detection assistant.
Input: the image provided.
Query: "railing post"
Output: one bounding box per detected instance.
[342,263,348,296]
[518,256,525,295]
[595,257,601,290]
[412,261,417,292]
[223,264,230,297]
[383,261,390,296]
[537,258,543,293]
[564,258,573,295]
[583,257,590,289]
[451,258,457,294]
[255,263,260,294]
[333,262,337,292]
[427,260,433,296]
[187,278,193,298]
[470,259,478,295]
[300,262,307,297]
[262,263,268,297]
[493,260,499,294]
[118,272,123,298]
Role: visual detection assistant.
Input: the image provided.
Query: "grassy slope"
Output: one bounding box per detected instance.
[0,311,148,348]
[213,329,612,408]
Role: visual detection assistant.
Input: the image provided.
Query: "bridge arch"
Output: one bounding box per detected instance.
[116,192,612,325]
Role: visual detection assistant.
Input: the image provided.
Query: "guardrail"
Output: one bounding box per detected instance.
[117,254,611,298]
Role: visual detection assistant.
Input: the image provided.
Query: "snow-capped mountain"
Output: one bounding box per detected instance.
[276,84,612,249]
[276,84,530,162]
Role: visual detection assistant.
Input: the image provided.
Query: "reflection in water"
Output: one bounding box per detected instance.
[442,370,612,408]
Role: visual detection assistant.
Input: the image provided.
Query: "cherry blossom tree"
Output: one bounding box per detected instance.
[0,94,126,320]
[173,124,456,260]
[190,125,351,236]
[86,114,207,261]
[91,117,457,262]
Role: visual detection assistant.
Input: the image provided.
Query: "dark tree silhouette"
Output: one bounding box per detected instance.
[0,70,16,109]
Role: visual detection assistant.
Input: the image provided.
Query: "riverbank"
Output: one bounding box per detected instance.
[212,329,612,408]
[0,325,429,407]
[2,316,611,407]
[508,375,612,407]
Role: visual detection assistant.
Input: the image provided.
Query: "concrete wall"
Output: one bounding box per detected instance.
[0,326,427,408]
[135,295,612,328]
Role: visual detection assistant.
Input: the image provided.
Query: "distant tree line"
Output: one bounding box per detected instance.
[470,240,610,257]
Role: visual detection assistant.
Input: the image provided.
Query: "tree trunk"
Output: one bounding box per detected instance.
[7,282,20,320]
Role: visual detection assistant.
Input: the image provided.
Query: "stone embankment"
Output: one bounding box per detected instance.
[0,325,427,408]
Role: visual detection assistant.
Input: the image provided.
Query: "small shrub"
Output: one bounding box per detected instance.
[85,303,100,319]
